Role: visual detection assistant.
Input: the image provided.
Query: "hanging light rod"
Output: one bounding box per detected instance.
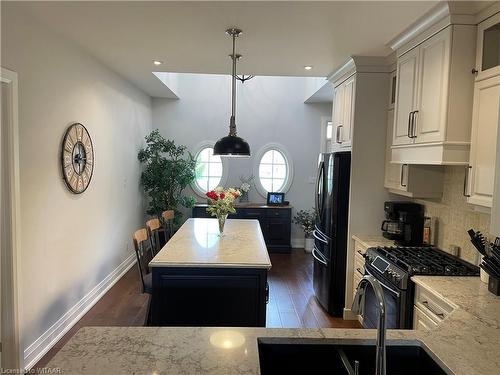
[213,27,252,157]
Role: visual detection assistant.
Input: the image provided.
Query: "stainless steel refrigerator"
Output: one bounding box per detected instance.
[313,152,351,317]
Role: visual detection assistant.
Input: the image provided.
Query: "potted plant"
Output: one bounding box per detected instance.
[138,130,196,227]
[206,187,241,235]
[292,209,317,253]
[238,175,254,203]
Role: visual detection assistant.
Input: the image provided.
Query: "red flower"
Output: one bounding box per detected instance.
[206,191,218,201]
[220,193,225,199]
[231,191,240,198]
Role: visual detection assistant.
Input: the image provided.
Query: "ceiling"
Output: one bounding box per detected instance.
[7,1,448,97]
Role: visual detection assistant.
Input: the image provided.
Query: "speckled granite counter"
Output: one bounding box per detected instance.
[150,218,271,269]
[46,277,500,374]
[352,234,394,248]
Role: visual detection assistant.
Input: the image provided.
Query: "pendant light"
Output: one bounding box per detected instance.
[213,28,252,157]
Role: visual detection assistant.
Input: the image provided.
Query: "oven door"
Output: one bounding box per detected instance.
[362,266,407,329]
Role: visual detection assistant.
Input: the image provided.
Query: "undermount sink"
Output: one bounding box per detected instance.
[257,338,450,375]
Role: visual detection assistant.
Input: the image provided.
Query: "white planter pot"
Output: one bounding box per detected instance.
[304,237,314,253]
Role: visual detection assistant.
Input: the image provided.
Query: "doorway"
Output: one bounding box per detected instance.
[1,67,22,370]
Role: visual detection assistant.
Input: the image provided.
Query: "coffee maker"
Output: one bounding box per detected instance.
[381,201,425,246]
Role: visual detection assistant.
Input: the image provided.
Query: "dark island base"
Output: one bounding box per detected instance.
[151,266,268,327]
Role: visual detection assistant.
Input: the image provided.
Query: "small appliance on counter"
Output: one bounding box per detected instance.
[381,201,425,246]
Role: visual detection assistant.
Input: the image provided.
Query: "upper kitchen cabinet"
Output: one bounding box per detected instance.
[331,75,355,150]
[391,24,476,165]
[474,12,500,82]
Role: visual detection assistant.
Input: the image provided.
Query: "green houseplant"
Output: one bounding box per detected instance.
[138,130,196,226]
[292,209,317,253]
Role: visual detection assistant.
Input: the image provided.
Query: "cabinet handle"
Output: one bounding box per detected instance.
[357,250,365,258]
[463,165,472,197]
[356,268,363,276]
[471,68,478,75]
[411,110,419,138]
[336,125,343,144]
[422,300,445,319]
[400,164,407,187]
[407,112,413,138]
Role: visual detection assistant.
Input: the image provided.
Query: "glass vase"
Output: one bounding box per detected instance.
[217,214,228,236]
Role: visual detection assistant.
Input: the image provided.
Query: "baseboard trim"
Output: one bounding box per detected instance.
[23,253,137,370]
[343,308,359,321]
[291,237,304,248]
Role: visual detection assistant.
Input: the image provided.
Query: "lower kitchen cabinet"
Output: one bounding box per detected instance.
[193,205,292,253]
[413,283,455,331]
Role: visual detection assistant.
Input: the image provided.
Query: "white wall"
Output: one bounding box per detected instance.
[152,74,331,244]
[1,6,152,368]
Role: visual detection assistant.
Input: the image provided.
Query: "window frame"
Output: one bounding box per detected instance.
[191,141,228,197]
[253,143,294,198]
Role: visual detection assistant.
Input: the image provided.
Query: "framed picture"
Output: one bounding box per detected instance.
[267,192,285,206]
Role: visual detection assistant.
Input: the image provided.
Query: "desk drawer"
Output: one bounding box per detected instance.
[266,209,291,218]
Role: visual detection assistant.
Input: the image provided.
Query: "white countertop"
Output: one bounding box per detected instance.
[47,276,500,374]
[149,218,272,269]
[352,234,395,248]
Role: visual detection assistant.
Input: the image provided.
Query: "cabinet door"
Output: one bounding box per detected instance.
[340,75,355,147]
[266,218,290,246]
[332,82,345,150]
[475,13,500,81]
[394,48,419,145]
[414,28,451,144]
[467,75,500,207]
[384,109,407,191]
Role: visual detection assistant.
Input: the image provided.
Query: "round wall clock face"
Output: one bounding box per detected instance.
[61,123,94,194]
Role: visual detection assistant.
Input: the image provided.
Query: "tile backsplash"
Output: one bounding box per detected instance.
[414,166,491,264]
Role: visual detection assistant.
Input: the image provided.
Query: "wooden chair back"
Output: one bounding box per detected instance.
[133,228,153,292]
[146,218,164,255]
[162,210,175,241]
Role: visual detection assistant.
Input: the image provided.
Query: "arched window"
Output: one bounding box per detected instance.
[193,145,225,195]
[254,144,293,196]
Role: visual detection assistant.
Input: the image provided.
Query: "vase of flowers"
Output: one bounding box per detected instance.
[206,187,241,235]
[238,175,254,203]
[292,209,317,253]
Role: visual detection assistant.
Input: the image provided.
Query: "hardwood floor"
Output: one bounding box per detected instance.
[35,249,360,368]
[266,250,361,329]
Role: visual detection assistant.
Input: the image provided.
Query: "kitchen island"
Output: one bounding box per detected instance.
[149,218,272,327]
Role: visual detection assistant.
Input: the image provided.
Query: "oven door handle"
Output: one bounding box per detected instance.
[365,267,401,297]
[312,246,328,266]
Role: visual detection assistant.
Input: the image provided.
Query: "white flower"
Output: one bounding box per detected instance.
[240,182,250,192]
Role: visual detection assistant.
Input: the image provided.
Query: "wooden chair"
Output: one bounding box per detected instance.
[146,218,166,256]
[133,228,153,295]
[162,210,175,241]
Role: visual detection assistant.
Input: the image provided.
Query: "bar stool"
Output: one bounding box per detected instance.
[146,218,165,256]
[162,210,175,241]
[133,228,154,326]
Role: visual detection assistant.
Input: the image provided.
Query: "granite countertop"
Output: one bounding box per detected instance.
[352,234,395,248]
[149,218,272,269]
[47,275,500,374]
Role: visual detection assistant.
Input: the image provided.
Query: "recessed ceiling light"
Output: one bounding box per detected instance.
[304,65,313,70]
[153,60,163,66]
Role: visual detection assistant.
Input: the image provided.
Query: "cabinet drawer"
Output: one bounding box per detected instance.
[237,209,265,219]
[414,285,455,322]
[354,254,365,277]
[266,209,291,218]
[354,241,369,257]
[413,305,439,331]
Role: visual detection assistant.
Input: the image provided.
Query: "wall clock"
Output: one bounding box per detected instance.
[61,123,94,194]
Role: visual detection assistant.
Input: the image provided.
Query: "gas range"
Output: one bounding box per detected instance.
[365,246,479,289]
[361,246,479,329]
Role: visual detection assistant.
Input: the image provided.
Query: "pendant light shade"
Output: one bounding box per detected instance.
[213,27,251,157]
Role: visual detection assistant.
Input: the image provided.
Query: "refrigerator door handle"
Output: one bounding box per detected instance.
[315,160,325,218]
[312,246,328,266]
[313,229,328,244]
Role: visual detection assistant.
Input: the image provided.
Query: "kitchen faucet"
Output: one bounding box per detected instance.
[352,275,387,375]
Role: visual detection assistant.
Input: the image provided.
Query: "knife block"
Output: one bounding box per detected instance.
[488,276,500,296]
